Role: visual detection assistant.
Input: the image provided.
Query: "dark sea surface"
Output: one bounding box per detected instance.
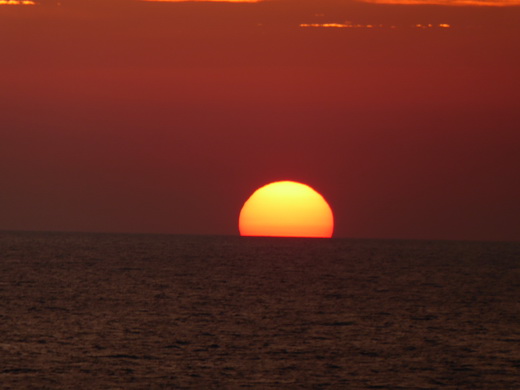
[0,231,518,389]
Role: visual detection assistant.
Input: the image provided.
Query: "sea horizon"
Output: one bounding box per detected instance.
[1,231,518,388]
[1,229,518,244]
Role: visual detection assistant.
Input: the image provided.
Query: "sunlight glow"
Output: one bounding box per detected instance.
[239,181,334,238]
[358,0,520,6]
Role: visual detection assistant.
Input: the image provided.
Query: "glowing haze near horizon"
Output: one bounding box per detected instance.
[0,0,519,241]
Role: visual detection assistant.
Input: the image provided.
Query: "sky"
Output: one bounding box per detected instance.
[1,0,519,241]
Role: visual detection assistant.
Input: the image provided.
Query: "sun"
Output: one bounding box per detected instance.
[239,181,334,238]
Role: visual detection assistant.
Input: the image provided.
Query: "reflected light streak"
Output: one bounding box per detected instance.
[358,0,520,6]
[0,0,36,4]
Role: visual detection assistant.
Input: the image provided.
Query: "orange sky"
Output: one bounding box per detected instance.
[1,0,519,240]
[358,0,520,5]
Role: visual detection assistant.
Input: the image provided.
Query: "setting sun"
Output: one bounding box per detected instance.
[239,181,334,238]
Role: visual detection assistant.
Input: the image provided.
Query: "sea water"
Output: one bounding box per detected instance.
[0,231,518,389]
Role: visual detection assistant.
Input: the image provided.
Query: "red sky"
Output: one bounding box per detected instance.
[1,0,519,240]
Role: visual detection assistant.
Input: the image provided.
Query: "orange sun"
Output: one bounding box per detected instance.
[239,181,334,238]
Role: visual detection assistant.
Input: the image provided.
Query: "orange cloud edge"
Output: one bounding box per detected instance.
[0,0,36,4]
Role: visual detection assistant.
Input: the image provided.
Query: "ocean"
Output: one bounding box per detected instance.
[0,231,518,389]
